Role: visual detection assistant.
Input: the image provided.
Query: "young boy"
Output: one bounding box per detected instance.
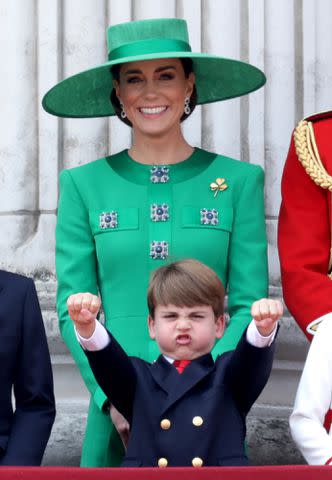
[68,259,282,468]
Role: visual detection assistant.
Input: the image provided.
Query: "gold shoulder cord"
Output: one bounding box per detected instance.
[293,120,332,279]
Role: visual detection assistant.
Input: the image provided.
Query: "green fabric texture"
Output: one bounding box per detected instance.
[56,148,268,466]
[42,18,266,118]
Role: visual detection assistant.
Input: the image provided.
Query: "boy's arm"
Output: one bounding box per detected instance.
[69,294,137,423]
[224,299,282,413]
[83,328,137,424]
[224,326,277,414]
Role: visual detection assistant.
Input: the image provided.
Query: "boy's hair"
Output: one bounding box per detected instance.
[147,259,225,318]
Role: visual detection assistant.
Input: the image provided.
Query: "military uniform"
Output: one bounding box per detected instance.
[279,111,332,339]
[56,147,268,466]
[85,327,276,467]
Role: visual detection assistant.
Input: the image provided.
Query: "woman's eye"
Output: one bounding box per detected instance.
[127,76,142,84]
[159,73,174,80]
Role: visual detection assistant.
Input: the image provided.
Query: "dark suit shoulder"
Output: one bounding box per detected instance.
[0,270,33,292]
[130,356,153,370]
[215,350,233,364]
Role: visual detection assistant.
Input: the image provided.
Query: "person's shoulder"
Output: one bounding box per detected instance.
[304,109,332,125]
[206,148,263,176]
[214,350,233,366]
[60,150,126,179]
[294,110,332,137]
[0,270,33,293]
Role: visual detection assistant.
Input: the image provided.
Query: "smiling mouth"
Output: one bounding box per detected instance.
[176,334,191,345]
[139,106,168,115]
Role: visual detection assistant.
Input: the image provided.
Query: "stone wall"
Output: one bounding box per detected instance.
[1,0,330,465]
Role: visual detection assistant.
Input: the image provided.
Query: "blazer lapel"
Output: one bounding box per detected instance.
[150,354,215,414]
[149,355,179,395]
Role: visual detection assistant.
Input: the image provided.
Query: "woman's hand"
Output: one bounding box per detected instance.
[110,404,130,450]
[67,292,101,339]
[251,298,283,337]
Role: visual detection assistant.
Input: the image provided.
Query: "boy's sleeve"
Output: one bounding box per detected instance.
[224,327,276,414]
[213,166,268,355]
[56,169,107,411]
[76,321,110,351]
[246,320,277,347]
[84,331,137,424]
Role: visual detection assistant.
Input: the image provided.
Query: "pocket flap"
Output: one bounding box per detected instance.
[89,208,139,235]
[182,206,233,232]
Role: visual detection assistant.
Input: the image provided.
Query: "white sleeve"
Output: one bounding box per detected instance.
[75,321,110,351]
[307,312,332,336]
[290,318,332,465]
[246,319,277,347]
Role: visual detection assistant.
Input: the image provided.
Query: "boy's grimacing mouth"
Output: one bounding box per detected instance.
[176,334,191,344]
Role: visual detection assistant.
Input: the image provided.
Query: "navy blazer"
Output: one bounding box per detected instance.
[0,270,55,465]
[86,328,276,467]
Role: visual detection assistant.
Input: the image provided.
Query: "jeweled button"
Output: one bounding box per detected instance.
[150,241,169,260]
[200,208,219,226]
[150,166,169,183]
[151,203,170,222]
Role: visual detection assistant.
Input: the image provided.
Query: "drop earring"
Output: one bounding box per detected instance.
[184,96,191,115]
[120,101,127,119]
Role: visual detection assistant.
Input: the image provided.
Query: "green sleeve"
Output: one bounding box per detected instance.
[56,169,107,411]
[213,165,268,356]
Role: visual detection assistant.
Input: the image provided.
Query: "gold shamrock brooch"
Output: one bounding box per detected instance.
[210,178,228,198]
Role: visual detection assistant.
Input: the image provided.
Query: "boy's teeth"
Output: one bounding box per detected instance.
[140,106,166,114]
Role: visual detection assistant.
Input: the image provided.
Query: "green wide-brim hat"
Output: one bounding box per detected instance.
[42,18,266,118]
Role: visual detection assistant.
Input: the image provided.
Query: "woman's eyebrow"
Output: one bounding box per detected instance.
[124,65,176,75]
[123,68,142,75]
[155,65,176,72]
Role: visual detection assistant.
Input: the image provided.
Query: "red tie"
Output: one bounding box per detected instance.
[173,359,191,374]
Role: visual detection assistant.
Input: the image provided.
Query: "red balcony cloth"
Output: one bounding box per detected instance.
[1,465,332,479]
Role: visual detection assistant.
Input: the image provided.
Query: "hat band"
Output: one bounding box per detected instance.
[108,38,192,62]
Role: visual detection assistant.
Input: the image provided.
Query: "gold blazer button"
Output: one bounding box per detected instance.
[192,416,203,427]
[192,457,203,467]
[160,418,171,430]
[158,457,168,468]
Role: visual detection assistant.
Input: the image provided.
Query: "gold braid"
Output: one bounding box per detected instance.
[294,120,332,191]
[293,119,332,277]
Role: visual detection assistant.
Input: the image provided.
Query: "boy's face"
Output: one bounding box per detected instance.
[148,304,225,360]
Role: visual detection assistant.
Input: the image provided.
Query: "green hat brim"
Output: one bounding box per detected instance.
[42,52,266,118]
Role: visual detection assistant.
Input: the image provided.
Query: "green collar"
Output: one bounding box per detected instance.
[107,148,216,185]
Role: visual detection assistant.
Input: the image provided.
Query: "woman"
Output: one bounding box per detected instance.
[43,18,268,467]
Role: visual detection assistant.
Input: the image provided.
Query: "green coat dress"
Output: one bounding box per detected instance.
[56,148,268,466]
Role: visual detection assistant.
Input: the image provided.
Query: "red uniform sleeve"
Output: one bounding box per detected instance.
[278,130,332,340]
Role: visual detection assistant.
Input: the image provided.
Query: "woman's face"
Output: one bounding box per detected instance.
[114,58,195,139]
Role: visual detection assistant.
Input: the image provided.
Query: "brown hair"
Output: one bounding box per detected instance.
[110,58,197,127]
[147,259,225,319]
